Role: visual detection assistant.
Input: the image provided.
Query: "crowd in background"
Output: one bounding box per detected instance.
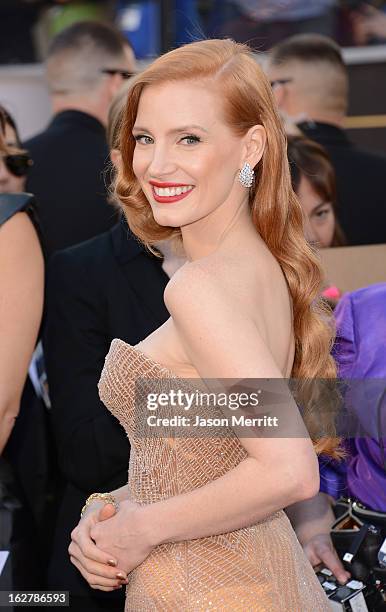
[3,0,386,65]
[1,8,386,612]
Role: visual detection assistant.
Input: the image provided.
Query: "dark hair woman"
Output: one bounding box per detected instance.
[0,108,43,453]
[0,105,33,194]
[288,135,346,248]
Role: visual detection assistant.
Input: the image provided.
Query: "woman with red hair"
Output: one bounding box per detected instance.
[69,39,340,610]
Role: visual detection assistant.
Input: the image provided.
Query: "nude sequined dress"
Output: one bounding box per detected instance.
[98,338,330,612]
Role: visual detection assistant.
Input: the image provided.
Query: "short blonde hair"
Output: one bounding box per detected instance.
[269,34,348,115]
[46,21,128,94]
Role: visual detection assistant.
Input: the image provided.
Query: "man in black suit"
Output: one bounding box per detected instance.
[25,21,136,255]
[266,34,386,246]
[44,220,173,610]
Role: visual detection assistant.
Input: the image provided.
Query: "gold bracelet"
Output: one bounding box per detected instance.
[80,492,118,518]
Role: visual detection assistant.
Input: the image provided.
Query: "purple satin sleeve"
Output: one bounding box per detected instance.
[319,455,348,499]
[322,285,386,512]
[347,438,386,512]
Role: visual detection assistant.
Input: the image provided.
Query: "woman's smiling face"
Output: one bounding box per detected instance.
[132,80,249,229]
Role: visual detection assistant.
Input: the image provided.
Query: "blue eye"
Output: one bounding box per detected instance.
[134,134,153,145]
[180,135,201,145]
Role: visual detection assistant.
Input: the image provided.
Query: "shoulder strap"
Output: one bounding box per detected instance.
[0,193,36,228]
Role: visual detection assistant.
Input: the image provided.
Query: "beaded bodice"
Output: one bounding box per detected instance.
[98,338,330,611]
[99,338,249,504]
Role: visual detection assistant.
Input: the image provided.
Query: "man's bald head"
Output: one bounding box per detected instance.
[267,34,349,125]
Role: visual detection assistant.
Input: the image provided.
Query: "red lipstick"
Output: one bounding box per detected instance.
[149,181,195,204]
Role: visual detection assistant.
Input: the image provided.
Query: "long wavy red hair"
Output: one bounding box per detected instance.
[116,39,341,458]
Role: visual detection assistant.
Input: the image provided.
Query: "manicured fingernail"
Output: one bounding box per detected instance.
[116,572,126,579]
[107,559,117,566]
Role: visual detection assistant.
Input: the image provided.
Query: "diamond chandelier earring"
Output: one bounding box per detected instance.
[238,162,254,188]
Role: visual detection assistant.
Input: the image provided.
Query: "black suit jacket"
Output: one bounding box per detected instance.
[25,110,118,256]
[298,121,386,246]
[43,221,169,601]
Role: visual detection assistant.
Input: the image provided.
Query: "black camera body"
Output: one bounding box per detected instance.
[316,566,385,610]
[319,502,386,610]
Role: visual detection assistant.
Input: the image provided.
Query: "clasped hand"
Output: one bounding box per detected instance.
[69,499,154,591]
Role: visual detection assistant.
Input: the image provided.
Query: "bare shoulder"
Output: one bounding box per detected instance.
[163,256,283,379]
[0,212,39,249]
[163,243,293,378]
[1,211,32,232]
[164,255,249,342]
[0,212,43,271]
[164,257,227,312]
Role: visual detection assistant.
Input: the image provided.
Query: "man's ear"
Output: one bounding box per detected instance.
[110,148,122,169]
[243,125,266,169]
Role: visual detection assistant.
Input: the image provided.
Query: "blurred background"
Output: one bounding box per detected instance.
[1,0,386,154]
[1,4,386,608]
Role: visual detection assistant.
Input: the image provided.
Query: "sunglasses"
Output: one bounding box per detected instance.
[2,153,33,177]
[100,68,135,80]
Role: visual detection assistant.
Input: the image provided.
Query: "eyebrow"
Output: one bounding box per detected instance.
[311,200,330,214]
[132,124,209,134]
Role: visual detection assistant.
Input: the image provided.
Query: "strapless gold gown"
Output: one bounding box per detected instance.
[98,339,330,611]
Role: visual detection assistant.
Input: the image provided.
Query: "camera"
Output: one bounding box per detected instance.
[318,503,386,610]
[316,566,385,610]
